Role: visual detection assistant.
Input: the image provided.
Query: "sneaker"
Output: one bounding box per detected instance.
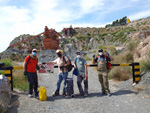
[52,91,60,97]
[84,93,88,97]
[80,93,84,96]
[28,94,33,98]
[107,93,111,97]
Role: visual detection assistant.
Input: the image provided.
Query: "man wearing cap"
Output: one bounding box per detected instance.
[47,49,70,96]
[74,52,88,96]
[92,49,113,96]
[23,49,39,98]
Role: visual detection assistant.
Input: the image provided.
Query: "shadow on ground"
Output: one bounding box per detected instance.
[6,91,20,113]
[112,89,138,96]
[46,90,137,101]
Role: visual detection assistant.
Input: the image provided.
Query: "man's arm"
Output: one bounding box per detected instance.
[84,64,88,80]
[23,61,27,71]
[47,61,55,64]
[92,57,98,64]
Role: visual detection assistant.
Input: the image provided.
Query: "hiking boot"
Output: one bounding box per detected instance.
[28,94,33,98]
[62,92,66,96]
[52,91,60,97]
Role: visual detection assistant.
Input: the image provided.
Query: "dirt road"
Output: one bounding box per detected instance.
[6,63,150,113]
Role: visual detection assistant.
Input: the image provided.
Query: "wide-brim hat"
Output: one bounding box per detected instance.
[56,49,62,53]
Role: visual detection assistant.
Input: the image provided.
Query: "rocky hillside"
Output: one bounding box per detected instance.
[0,16,150,62]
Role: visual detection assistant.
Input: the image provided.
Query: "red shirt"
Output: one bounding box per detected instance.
[25,56,38,73]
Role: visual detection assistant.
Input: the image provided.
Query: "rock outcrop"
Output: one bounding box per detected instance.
[0,75,11,112]
[134,36,150,61]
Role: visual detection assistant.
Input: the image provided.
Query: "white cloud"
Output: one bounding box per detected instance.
[80,0,104,13]
[0,0,149,53]
[129,10,150,21]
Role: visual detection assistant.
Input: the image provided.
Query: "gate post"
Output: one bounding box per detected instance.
[132,62,141,84]
[4,66,13,90]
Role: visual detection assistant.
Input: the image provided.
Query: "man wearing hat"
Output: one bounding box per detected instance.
[47,49,70,96]
[74,51,88,96]
[92,49,113,96]
[23,48,39,98]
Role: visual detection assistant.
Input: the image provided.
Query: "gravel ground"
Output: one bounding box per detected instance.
[6,61,150,113]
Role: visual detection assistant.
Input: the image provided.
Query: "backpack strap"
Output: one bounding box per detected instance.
[75,57,77,65]
[63,56,67,64]
[25,56,31,72]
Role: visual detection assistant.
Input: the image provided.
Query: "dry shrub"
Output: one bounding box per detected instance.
[112,51,133,64]
[109,66,132,81]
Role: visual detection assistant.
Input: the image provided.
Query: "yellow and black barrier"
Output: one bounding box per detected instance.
[1,62,140,91]
[132,62,140,83]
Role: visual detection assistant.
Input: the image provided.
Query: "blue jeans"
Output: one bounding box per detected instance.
[56,72,68,93]
[27,72,38,96]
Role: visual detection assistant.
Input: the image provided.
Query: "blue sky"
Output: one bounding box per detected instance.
[0,0,150,52]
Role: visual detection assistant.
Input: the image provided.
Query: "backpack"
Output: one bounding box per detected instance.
[63,56,72,72]
[97,55,111,71]
[73,57,78,76]
[37,87,47,101]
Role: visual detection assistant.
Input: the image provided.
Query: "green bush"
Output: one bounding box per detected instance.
[98,46,107,50]
[65,39,69,43]
[0,58,12,75]
[124,52,133,63]
[0,58,12,66]
[140,60,150,72]
[93,50,97,53]
[127,42,139,51]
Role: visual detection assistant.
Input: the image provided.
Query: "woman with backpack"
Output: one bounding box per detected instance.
[47,49,70,96]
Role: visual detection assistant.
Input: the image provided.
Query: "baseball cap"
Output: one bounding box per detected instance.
[98,49,103,52]
[32,49,37,52]
[76,51,80,55]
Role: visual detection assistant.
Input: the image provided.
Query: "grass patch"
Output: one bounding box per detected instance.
[140,60,150,73]
[127,42,139,51]
[12,62,28,91]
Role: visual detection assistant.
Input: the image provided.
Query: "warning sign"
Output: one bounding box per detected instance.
[39,63,54,73]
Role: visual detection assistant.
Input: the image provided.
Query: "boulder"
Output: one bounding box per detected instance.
[0,75,11,112]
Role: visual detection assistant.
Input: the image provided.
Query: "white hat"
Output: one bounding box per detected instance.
[32,49,37,52]
[56,49,62,53]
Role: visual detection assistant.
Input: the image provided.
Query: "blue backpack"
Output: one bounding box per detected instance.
[73,57,78,76]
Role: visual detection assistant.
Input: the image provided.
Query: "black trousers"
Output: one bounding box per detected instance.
[77,74,88,95]
[27,72,38,96]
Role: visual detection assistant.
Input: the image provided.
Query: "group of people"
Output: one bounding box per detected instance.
[23,48,113,99]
